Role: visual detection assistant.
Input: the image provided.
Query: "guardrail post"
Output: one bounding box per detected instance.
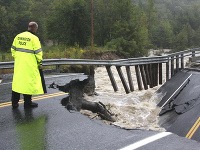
[105,66,118,92]
[139,65,148,90]
[192,50,195,57]
[152,63,157,87]
[176,55,179,73]
[56,65,60,73]
[126,66,134,92]
[166,61,169,81]
[116,66,130,94]
[148,64,153,88]
[144,64,151,86]
[159,63,162,85]
[154,63,158,86]
[171,56,175,77]
[135,65,143,90]
[181,54,184,69]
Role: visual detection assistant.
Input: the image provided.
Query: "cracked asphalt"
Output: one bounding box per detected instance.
[0,73,200,150]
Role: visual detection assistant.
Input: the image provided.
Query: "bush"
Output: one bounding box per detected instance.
[105,37,147,57]
[43,45,85,59]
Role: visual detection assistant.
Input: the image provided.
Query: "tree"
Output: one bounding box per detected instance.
[173,27,188,51]
[145,0,157,45]
[151,21,173,49]
[47,0,90,47]
[103,0,149,57]
[192,27,200,47]
[28,0,54,44]
[0,6,9,53]
[2,0,200,55]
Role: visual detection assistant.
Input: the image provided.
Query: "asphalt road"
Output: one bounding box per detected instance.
[0,73,200,150]
[158,69,200,142]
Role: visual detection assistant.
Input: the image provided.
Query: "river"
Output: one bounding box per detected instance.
[82,49,194,131]
[83,66,165,131]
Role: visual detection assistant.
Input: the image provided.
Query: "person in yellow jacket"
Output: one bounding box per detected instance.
[11,22,44,109]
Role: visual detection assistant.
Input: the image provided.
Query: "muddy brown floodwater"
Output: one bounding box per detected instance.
[82,66,165,131]
[82,49,193,131]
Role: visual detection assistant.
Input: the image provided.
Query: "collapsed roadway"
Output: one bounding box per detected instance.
[1,69,200,149]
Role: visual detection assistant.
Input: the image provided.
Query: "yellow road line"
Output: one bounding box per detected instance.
[186,117,200,139]
[188,122,200,139]
[0,92,66,106]
[0,92,67,108]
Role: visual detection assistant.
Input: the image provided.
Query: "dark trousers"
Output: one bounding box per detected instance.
[11,91,32,105]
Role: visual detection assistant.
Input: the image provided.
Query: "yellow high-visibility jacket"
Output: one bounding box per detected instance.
[11,31,44,95]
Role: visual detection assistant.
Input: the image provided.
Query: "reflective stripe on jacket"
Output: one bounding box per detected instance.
[11,31,44,95]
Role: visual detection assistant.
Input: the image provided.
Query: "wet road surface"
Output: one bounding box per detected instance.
[1,73,200,150]
[158,69,200,142]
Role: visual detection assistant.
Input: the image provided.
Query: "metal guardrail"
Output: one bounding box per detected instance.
[0,48,200,69]
[1,48,200,93]
[0,56,168,69]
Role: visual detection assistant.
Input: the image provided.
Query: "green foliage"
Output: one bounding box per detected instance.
[134,0,200,51]
[0,0,53,52]
[172,24,196,51]
[192,27,200,47]
[106,38,138,57]
[102,1,149,57]
[0,52,13,62]
[0,45,85,62]
[43,45,85,59]
[66,46,85,59]
[46,0,90,47]
[172,28,188,51]
[151,21,173,48]
[2,0,200,58]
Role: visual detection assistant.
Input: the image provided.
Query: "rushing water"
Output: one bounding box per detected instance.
[82,49,194,131]
[82,66,165,131]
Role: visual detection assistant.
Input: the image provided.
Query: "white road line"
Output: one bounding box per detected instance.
[0,74,83,85]
[119,132,172,150]
[45,74,84,79]
[0,82,11,85]
[161,74,192,108]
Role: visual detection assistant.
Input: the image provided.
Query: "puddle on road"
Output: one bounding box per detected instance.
[81,66,166,131]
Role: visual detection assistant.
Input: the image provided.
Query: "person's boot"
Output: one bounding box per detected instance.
[24,102,38,109]
[11,91,20,109]
[12,103,19,109]
[23,94,38,109]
